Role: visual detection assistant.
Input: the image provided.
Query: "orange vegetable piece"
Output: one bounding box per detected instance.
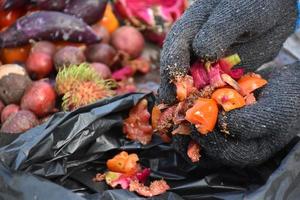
[238,73,267,95]
[107,151,139,175]
[99,4,119,34]
[212,88,246,112]
[185,98,218,135]
[1,45,31,64]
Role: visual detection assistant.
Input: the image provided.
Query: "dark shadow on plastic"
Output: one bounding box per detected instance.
[0,93,300,200]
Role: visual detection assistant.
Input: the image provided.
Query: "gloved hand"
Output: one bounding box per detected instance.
[159,0,300,166]
[159,0,297,104]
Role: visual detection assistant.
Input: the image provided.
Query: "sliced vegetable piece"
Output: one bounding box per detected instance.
[212,88,246,112]
[219,53,241,72]
[238,73,268,95]
[221,73,241,92]
[106,151,139,175]
[185,98,218,135]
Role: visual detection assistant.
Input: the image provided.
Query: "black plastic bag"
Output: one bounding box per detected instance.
[0,93,300,200]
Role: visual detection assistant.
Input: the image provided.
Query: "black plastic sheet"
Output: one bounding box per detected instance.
[0,93,300,200]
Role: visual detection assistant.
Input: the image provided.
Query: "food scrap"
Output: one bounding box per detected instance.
[93,151,170,197]
[123,99,153,145]
[187,140,201,163]
[152,54,268,162]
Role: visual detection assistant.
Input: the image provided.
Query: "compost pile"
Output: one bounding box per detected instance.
[0,1,300,200]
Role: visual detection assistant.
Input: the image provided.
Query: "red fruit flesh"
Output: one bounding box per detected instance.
[1,104,20,123]
[190,61,209,89]
[219,54,241,73]
[111,26,145,59]
[0,110,39,134]
[21,81,57,117]
[26,52,53,79]
[208,64,226,88]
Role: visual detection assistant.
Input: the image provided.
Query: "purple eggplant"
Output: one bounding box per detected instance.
[0,11,101,48]
[1,0,28,10]
[33,0,69,11]
[64,0,107,25]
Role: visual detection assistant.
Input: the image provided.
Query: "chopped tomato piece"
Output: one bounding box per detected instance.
[185,98,218,135]
[212,88,246,112]
[107,151,139,175]
[238,73,268,95]
[174,75,195,101]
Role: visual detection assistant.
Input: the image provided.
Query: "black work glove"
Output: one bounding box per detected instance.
[159,0,297,104]
[159,0,300,166]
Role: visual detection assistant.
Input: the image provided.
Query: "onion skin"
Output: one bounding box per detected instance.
[0,11,100,48]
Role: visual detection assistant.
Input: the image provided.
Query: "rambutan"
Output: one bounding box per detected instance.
[56,63,117,111]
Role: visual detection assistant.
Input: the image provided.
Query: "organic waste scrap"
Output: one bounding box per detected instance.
[93,151,170,197]
[0,0,186,134]
[151,54,268,162]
